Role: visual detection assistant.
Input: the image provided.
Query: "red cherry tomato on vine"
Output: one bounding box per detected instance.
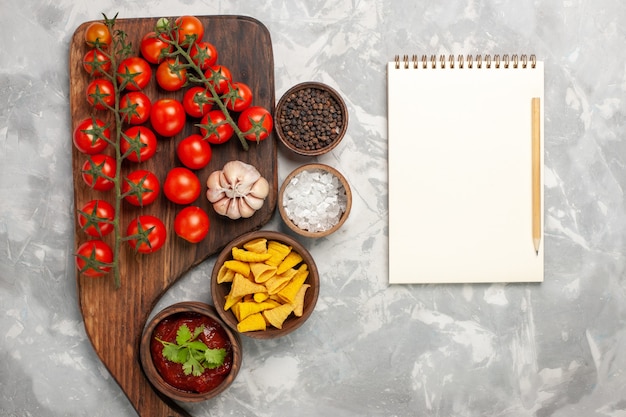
[126,215,167,254]
[117,56,152,91]
[81,154,116,191]
[190,41,218,70]
[119,91,152,125]
[77,199,115,237]
[140,31,172,64]
[238,106,274,142]
[86,78,115,110]
[83,49,111,76]
[156,59,187,92]
[199,109,234,145]
[73,117,110,154]
[175,15,204,47]
[174,206,210,243]
[150,98,186,137]
[182,86,213,118]
[204,65,232,94]
[75,240,113,277]
[120,126,157,162]
[176,134,212,170]
[163,167,201,205]
[122,169,160,207]
[84,22,112,47]
[223,82,253,112]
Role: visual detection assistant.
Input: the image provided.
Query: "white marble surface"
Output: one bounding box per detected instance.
[2,0,626,416]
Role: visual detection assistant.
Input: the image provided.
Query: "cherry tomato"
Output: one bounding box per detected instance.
[175,15,204,47]
[182,86,213,118]
[156,59,187,92]
[77,199,115,237]
[86,78,115,110]
[83,49,111,76]
[121,126,157,162]
[73,117,110,154]
[75,240,113,277]
[199,109,234,145]
[174,206,210,243]
[122,169,160,207]
[238,106,274,142]
[117,56,152,91]
[81,154,116,191]
[223,82,253,112]
[204,65,232,94]
[126,215,167,254]
[163,167,201,205]
[119,91,152,125]
[84,22,112,47]
[140,31,172,64]
[150,98,186,137]
[190,41,218,70]
[176,134,212,170]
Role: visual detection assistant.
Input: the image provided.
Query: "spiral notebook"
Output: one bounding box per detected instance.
[387,54,544,284]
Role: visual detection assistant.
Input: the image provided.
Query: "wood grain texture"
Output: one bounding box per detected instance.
[69,15,276,416]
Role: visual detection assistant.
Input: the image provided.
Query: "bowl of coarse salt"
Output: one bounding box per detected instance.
[278,163,352,238]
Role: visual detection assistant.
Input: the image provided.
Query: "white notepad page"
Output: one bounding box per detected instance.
[387,56,544,284]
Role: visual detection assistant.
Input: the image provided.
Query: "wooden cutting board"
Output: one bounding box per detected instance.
[69,15,276,416]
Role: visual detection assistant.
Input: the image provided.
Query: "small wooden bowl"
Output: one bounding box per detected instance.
[140,301,242,402]
[275,82,348,156]
[211,230,320,339]
[278,163,352,238]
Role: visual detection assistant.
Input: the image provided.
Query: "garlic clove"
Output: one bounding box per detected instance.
[249,177,270,199]
[206,171,226,203]
[226,197,242,220]
[218,170,231,189]
[222,161,261,188]
[206,170,221,189]
[207,188,225,203]
[238,199,256,218]
[244,194,265,210]
[212,197,230,217]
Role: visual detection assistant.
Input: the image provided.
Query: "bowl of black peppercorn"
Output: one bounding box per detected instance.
[275,82,348,156]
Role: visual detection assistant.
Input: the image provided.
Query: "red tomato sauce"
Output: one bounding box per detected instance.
[150,312,233,393]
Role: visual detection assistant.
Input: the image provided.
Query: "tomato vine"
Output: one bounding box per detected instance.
[151,18,252,151]
[76,13,271,288]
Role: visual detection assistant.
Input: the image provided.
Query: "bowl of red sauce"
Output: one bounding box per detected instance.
[140,301,242,402]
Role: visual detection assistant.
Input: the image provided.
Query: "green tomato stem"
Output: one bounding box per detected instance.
[103,14,126,289]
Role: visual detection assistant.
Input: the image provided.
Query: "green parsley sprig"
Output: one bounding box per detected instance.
[157,324,227,376]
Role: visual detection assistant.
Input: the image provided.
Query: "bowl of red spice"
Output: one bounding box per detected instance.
[278,163,352,238]
[275,82,348,156]
[140,301,242,402]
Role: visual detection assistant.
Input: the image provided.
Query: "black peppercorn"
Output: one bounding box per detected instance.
[278,86,344,152]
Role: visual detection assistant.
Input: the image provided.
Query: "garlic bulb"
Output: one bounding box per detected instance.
[206,160,270,219]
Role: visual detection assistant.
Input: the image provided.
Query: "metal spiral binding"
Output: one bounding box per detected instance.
[394,54,536,69]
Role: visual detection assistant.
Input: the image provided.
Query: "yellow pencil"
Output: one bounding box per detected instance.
[532,97,541,255]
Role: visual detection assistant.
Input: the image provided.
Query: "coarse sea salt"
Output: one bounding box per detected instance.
[282,168,347,233]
